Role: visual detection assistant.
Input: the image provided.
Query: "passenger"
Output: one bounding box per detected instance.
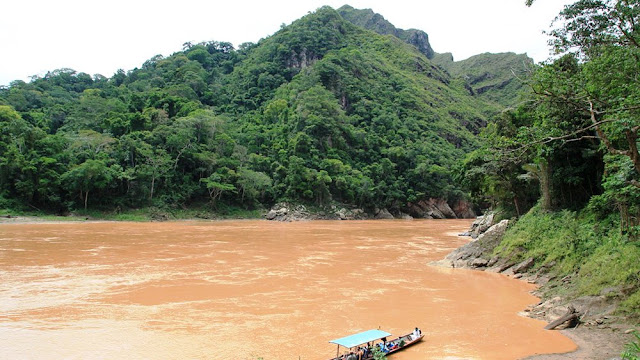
[413,327,421,340]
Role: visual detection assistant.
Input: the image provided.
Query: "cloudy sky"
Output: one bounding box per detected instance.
[1,0,575,86]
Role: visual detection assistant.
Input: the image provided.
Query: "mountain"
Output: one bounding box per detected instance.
[0,5,520,216]
[337,5,435,59]
[337,5,532,108]
[433,52,533,107]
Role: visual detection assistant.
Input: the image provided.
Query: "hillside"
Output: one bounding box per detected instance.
[336,5,532,108]
[337,5,435,59]
[433,52,533,107]
[0,6,515,217]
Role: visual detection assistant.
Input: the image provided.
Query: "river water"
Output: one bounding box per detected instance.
[0,219,575,359]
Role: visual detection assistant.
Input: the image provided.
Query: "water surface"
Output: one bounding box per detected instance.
[0,220,575,359]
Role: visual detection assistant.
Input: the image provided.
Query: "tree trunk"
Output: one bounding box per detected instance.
[84,190,89,210]
[539,159,553,211]
[150,175,155,202]
[545,306,580,330]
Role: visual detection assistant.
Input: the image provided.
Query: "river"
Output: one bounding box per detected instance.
[0,219,575,359]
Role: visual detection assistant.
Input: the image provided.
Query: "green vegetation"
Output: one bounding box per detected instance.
[494,205,640,314]
[623,331,640,360]
[433,52,533,107]
[0,6,505,217]
[462,0,640,319]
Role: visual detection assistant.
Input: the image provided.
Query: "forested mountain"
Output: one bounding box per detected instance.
[336,5,532,108]
[433,52,533,107]
[0,6,522,216]
[337,5,436,59]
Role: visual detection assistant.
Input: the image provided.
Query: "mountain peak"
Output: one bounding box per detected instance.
[337,5,435,59]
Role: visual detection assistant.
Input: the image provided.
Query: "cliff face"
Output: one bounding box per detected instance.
[337,5,435,59]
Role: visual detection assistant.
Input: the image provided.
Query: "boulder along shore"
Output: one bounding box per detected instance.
[432,214,637,360]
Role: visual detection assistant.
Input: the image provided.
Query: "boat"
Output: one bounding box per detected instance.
[328,328,424,359]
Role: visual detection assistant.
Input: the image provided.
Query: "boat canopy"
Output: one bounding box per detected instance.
[329,329,392,348]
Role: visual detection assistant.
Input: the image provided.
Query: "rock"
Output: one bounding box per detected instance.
[476,220,509,244]
[375,208,394,220]
[513,257,535,274]
[487,256,499,267]
[451,199,476,219]
[398,212,413,220]
[470,212,495,238]
[265,209,277,220]
[405,198,457,219]
[600,287,621,297]
[497,263,513,273]
[470,258,489,268]
[430,198,457,219]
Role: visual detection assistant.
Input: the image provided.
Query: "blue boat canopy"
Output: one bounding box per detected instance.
[329,329,392,348]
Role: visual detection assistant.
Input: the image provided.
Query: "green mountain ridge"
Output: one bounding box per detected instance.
[0,5,526,216]
[335,5,532,108]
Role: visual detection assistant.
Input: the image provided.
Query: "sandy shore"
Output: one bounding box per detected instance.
[523,325,634,360]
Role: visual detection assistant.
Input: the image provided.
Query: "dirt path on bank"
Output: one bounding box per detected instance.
[523,325,634,360]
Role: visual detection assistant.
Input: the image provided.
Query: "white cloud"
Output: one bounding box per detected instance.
[0,0,575,86]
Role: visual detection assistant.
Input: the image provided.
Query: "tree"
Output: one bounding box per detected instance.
[61,159,118,210]
[201,172,236,205]
[236,168,272,204]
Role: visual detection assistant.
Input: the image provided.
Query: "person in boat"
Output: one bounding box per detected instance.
[387,341,398,351]
[413,327,422,340]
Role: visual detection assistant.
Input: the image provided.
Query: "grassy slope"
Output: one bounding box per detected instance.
[494,205,640,317]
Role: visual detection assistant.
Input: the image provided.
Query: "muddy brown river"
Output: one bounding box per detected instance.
[0,219,575,359]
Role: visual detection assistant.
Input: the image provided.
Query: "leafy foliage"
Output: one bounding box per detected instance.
[0,6,512,215]
[622,330,640,360]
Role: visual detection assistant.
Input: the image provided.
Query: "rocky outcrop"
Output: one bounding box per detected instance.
[265,203,368,221]
[374,208,394,220]
[433,218,509,269]
[406,198,459,219]
[337,5,435,59]
[265,204,310,221]
[265,199,475,221]
[466,212,495,238]
[451,199,476,219]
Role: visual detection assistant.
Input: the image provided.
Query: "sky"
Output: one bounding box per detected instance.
[1,0,576,86]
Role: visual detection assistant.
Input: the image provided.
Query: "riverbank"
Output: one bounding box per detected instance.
[1,198,477,224]
[433,214,638,359]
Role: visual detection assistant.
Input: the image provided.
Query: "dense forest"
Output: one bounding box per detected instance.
[461,0,640,317]
[0,5,527,217]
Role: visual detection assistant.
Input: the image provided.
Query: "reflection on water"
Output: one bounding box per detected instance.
[0,220,575,359]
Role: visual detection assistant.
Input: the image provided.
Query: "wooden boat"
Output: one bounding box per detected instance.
[328,328,424,360]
